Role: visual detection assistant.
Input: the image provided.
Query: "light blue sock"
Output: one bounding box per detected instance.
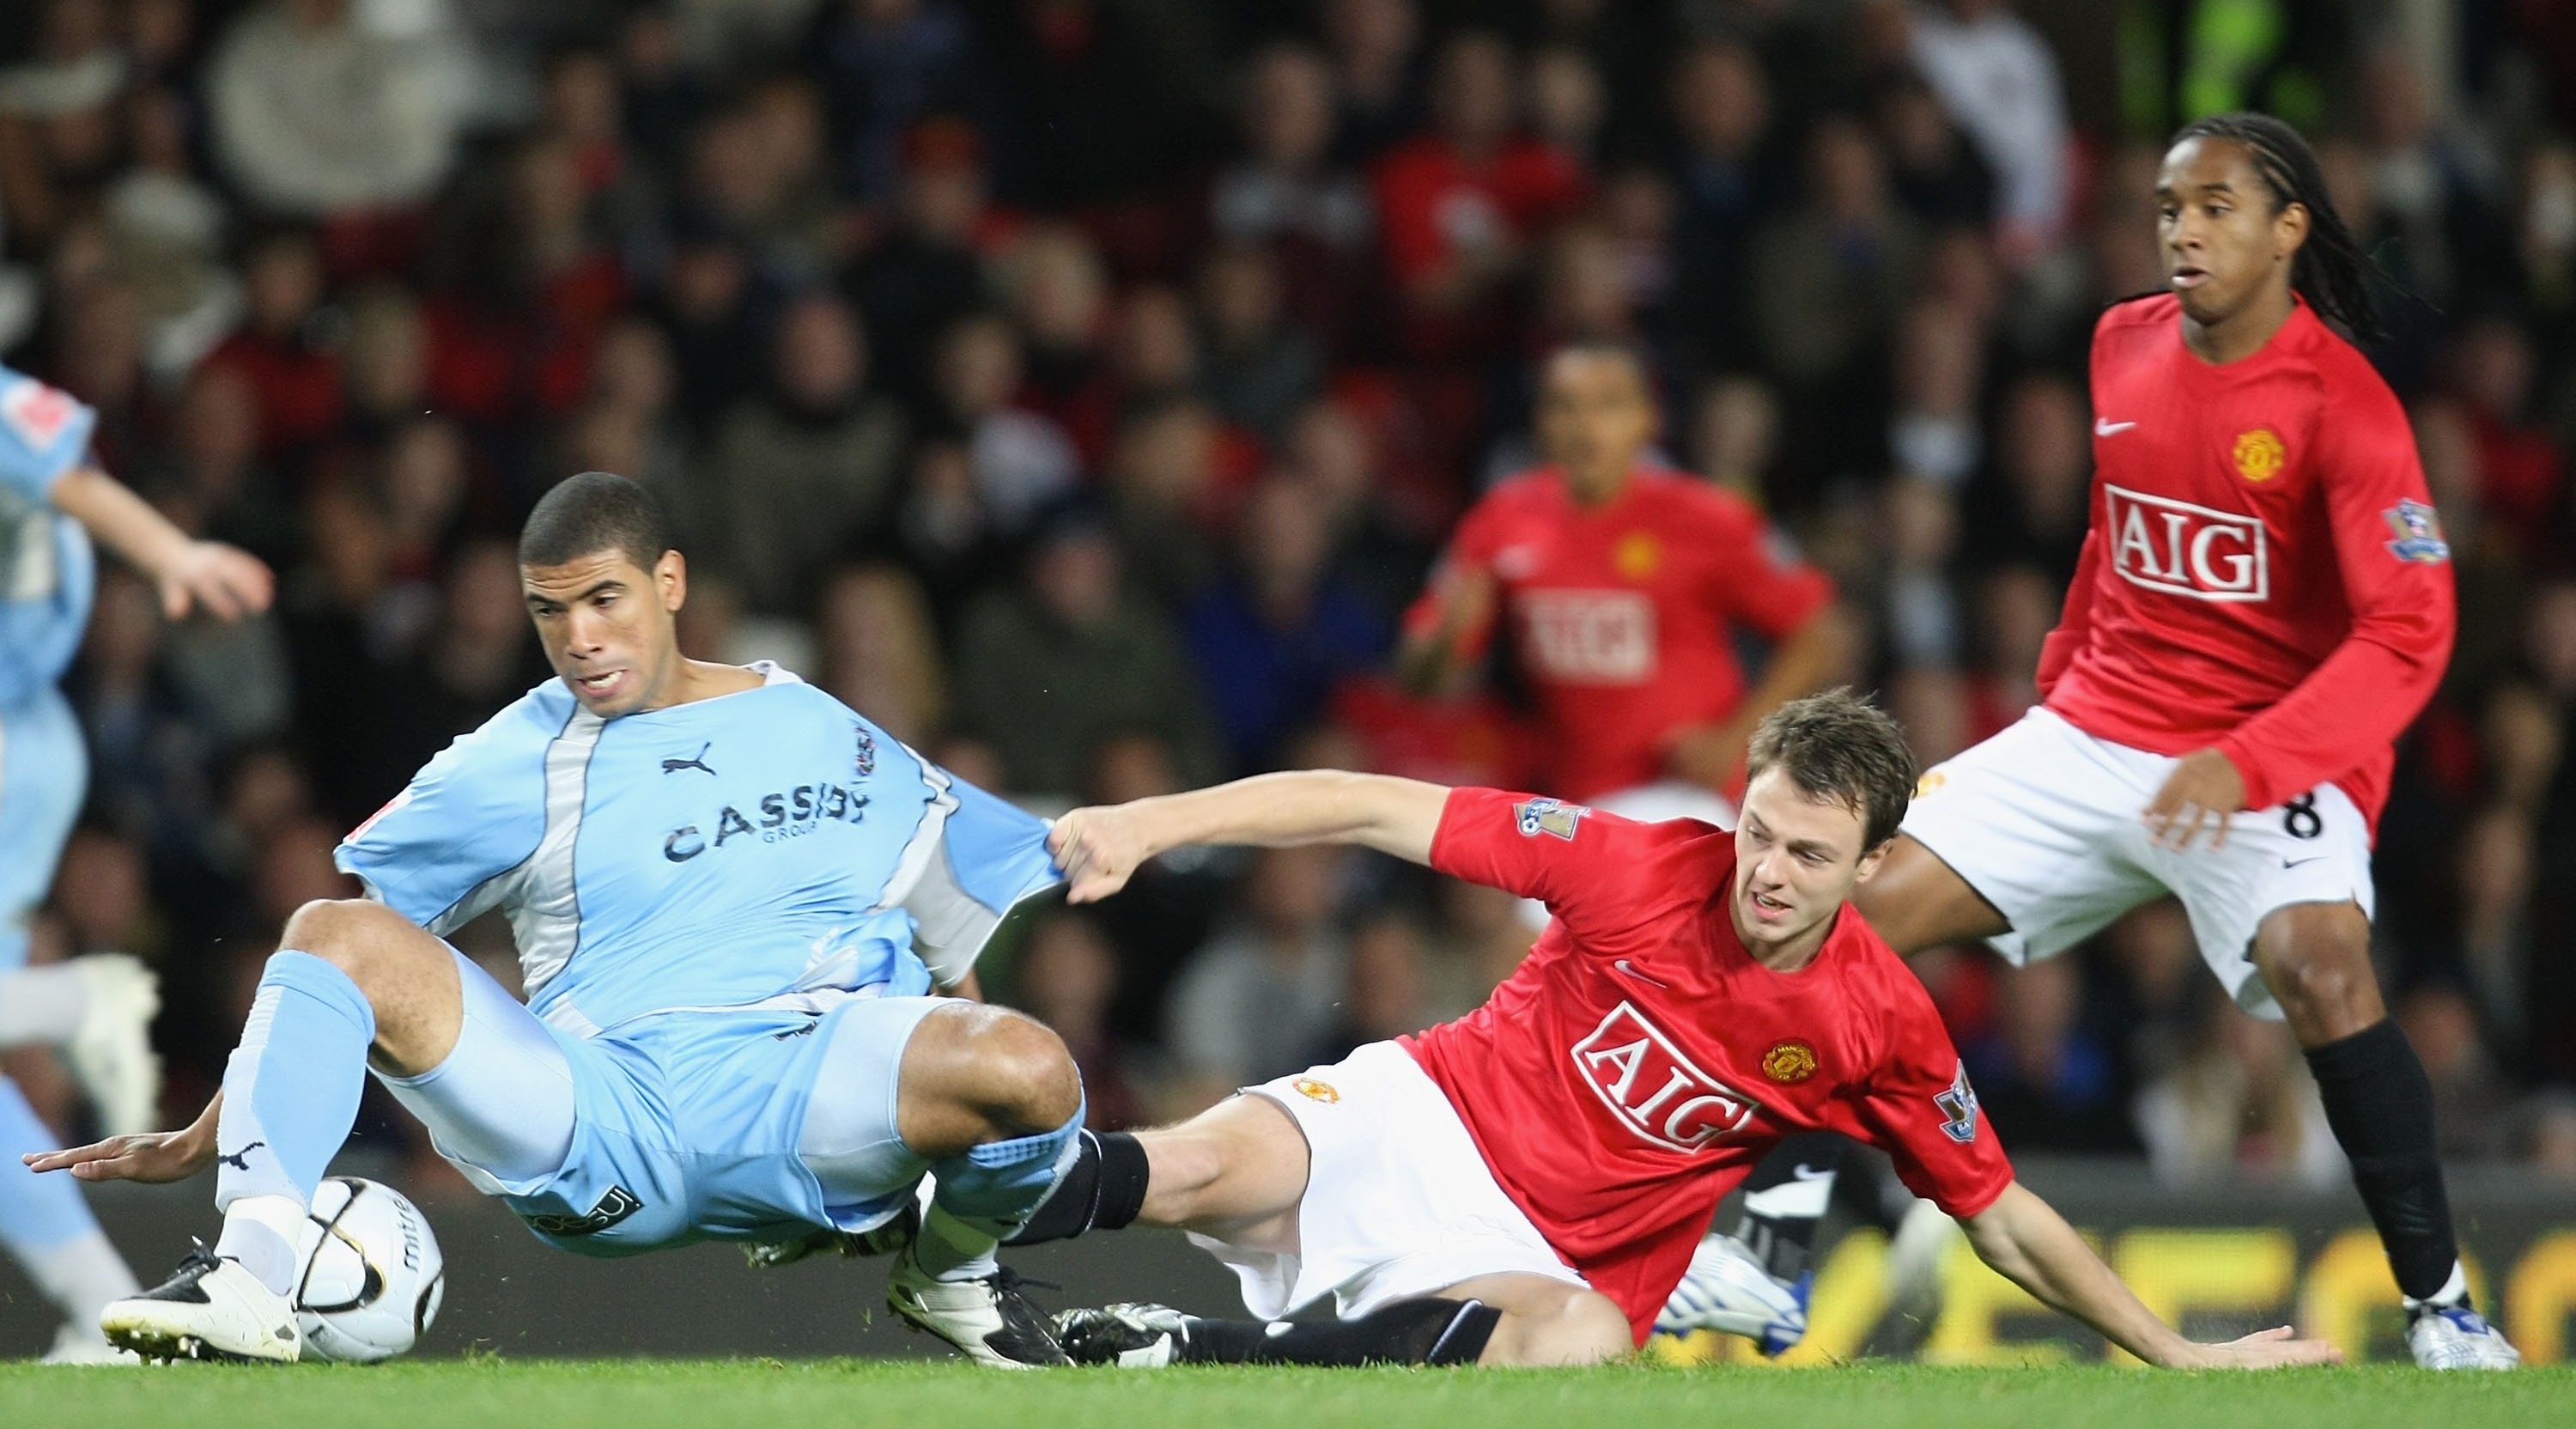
[911,1101,1085,1281]
[213,950,375,1213]
[0,1074,101,1250]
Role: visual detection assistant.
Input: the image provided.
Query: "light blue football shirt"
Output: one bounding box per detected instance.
[0,367,99,708]
[337,665,1061,1034]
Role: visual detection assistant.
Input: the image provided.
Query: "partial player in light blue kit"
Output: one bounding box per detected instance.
[39,472,1087,1368]
[0,366,275,1361]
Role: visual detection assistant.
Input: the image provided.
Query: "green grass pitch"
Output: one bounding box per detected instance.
[7,1359,2573,1429]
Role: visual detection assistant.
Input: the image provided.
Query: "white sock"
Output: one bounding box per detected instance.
[0,966,88,1048]
[214,1194,313,1297]
[18,1230,141,1327]
[910,1202,1000,1283]
[2404,1261,2470,1311]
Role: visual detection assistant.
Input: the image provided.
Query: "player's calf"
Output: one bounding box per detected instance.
[2252,901,2516,1365]
[112,898,471,1353]
[1453,1275,1633,1366]
[883,1003,1090,1367]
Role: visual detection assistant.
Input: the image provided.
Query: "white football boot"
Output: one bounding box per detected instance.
[2406,1300,2522,1370]
[67,954,161,1136]
[1655,1232,1811,1356]
[100,1245,301,1363]
[885,1244,1070,1367]
[1882,1197,1960,1329]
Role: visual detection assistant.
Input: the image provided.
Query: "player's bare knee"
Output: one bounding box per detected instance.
[2265,955,2382,1040]
[282,899,419,989]
[940,1003,1082,1133]
[2257,912,2383,1040]
[1485,1292,1631,1366]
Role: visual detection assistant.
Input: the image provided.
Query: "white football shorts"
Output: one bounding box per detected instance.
[1898,706,2375,1021]
[1188,1039,1589,1321]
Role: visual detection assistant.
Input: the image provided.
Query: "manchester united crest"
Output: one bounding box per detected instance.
[1613,530,1659,580]
[2232,428,2285,483]
[1761,1040,1818,1084]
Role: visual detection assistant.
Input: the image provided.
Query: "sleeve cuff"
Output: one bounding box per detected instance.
[2211,736,2275,812]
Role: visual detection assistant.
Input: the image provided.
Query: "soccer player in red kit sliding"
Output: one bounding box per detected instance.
[1695,113,2520,1370]
[1400,344,1849,829]
[1002,693,2334,1371]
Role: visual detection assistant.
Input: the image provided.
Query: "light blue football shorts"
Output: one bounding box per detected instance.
[377,947,956,1256]
[0,688,86,970]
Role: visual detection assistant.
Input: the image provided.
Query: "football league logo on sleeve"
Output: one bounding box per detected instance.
[1934,1063,1981,1143]
[0,377,77,453]
[2382,499,2451,565]
[1514,797,1588,841]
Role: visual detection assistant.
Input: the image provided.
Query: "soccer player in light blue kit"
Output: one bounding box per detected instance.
[0,365,274,1361]
[33,472,1087,1365]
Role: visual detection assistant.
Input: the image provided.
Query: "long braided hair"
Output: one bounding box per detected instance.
[2169,112,2386,344]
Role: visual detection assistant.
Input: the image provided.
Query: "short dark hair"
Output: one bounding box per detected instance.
[519,471,671,572]
[1744,689,1917,851]
[1545,336,1656,389]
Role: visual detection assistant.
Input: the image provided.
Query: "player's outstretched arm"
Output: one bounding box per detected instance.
[1050,771,1451,903]
[22,1091,222,1183]
[48,465,274,620]
[1959,1181,2342,1370]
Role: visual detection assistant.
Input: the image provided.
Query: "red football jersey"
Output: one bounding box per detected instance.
[1406,788,2015,1342]
[2042,295,2456,827]
[1401,468,1834,801]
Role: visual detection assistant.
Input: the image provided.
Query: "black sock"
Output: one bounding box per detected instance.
[1002,1131,1150,1246]
[2306,1019,2460,1303]
[1731,1133,1845,1279]
[1177,1298,1500,1366]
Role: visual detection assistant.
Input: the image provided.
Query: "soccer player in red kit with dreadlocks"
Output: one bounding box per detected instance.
[1683,112,2519,1370]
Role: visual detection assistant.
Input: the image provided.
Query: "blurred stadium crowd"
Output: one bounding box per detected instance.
[3,0,2574,1189]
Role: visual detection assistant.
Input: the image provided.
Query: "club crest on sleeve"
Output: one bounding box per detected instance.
[1934,1063,1981,1143]
[1513,796,1588,841]
[2382,499,2451,564]
[853,725,877,778]
[0,377,76,452]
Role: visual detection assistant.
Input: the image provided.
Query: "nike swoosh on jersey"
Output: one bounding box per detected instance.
[1612,958,1670,988]
[2094,418,2138,435]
